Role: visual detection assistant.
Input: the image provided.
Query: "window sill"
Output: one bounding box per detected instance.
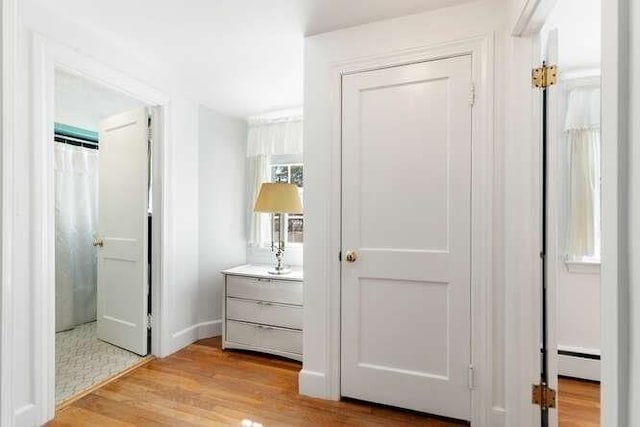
[565,259,601,275]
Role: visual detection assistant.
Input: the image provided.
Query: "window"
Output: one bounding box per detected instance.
[270,156,303,244]
[246,114,303,248]
[564,86,601,264]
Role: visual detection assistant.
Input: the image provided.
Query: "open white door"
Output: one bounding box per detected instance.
[340,55,473,421]
[539,29,560,427]
[96,107,149,356]
[531,28,561,426]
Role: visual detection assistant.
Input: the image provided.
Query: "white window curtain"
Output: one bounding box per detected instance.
[55,142,99,332]
[246,115,302,246]
[247,116,303,157]
[565,88,601,259]
[247,155,271,247]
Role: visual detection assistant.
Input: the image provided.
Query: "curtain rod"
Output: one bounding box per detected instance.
[55,134,99,150]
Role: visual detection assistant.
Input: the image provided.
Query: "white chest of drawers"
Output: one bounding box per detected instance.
[221,264,303,361]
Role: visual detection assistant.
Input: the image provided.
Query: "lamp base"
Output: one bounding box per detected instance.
[269,239,291,275]
[268,266,291,275]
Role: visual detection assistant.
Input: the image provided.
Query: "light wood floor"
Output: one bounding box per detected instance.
[558,377,600,426]
[50,337,600,426]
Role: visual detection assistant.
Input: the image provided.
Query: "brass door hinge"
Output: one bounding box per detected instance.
[532,65,557,89]
[532,384,556,409]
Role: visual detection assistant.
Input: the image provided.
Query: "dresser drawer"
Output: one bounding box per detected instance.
[226,320,302,355]
[226,275,303,305]
[227,297,303,330]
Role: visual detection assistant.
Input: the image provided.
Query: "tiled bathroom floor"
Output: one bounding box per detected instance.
[55,321,144,404]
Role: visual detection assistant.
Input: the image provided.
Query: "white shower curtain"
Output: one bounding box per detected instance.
[55,142,98,332]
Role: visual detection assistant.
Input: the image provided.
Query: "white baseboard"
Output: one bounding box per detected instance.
[299,369,336,400]
[169,320,222,355]
[558,345,601,381]
[491,406,507,427]
[15,403,38,427]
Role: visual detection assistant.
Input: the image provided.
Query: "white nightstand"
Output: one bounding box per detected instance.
[221,264,303,361]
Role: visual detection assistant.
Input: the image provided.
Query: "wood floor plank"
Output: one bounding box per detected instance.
[51,337,599,426]
[52,337,466,426]
[558,377,600,426]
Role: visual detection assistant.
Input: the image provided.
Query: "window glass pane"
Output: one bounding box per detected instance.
[290,165,304,187]
[288,216,304,243]
[271,165,289,183]
[273,214,281,240]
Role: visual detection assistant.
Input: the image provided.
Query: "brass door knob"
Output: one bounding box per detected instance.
[345,250,358,263]
[93,238,104,248]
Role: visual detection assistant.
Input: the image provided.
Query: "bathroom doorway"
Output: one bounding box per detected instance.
[54,70,153,405]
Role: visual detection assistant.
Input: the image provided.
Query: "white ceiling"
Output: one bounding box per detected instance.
[55,70,145,131]
[546,0,601,70]
[29,0,477,118]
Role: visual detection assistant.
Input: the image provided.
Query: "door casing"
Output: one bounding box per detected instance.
[30,34,169,421]
[313,36,497,425]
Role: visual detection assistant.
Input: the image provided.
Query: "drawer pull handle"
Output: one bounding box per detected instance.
[256,278,272,283]
[256,325,274,330]
[257,301,273,306]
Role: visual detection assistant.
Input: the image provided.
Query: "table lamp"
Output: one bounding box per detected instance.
[254,182,303,274]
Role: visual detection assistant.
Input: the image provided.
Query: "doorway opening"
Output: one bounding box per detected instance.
[539,0,602,425]
[53,70,154,405]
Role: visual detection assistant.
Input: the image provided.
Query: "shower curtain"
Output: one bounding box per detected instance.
[55,142,99,332]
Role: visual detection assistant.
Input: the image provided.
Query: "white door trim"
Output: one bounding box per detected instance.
[319,35,496,426]
[600,0,626,425]
[30,34,169,422]
[512,0,558,37]
[1,0,18,425]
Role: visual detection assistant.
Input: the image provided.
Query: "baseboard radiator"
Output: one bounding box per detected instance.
[557,346,600,382]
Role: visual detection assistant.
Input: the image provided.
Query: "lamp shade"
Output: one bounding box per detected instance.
[254,183,303,213]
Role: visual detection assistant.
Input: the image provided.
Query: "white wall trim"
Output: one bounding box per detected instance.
[171,320,222,349]
[565,260,601,274]
[601,0,627,424]
[30,33,170,424]
[314,34,496,425]
[172,320,222,339]
[512,0,558,37]
[1,0,18,425]
[298,370,328,398]
[558,345,601,381]
[490,406,507,427]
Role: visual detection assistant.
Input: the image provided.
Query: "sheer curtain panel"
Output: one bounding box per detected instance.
[55,143,99,332]
[247,155,271,247]
[565,87,601,259]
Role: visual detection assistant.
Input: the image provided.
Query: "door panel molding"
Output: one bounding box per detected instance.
[303,34,497,426]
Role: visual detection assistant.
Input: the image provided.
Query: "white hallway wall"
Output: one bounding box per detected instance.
[543,0,602,380]
[6,1,244,424]
[555,77,601,378]
[198,105,247,333]
[302,1,512,425]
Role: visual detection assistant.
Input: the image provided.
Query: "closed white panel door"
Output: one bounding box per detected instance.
[97,107,149,356]
[341,55,473,420]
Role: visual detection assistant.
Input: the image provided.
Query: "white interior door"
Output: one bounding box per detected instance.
[543,29,560,426]
[341,55,473,421]
[96,107,149,356]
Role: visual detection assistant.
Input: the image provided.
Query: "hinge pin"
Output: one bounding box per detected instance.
[532,383,556,409]
[532,65,558,89]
